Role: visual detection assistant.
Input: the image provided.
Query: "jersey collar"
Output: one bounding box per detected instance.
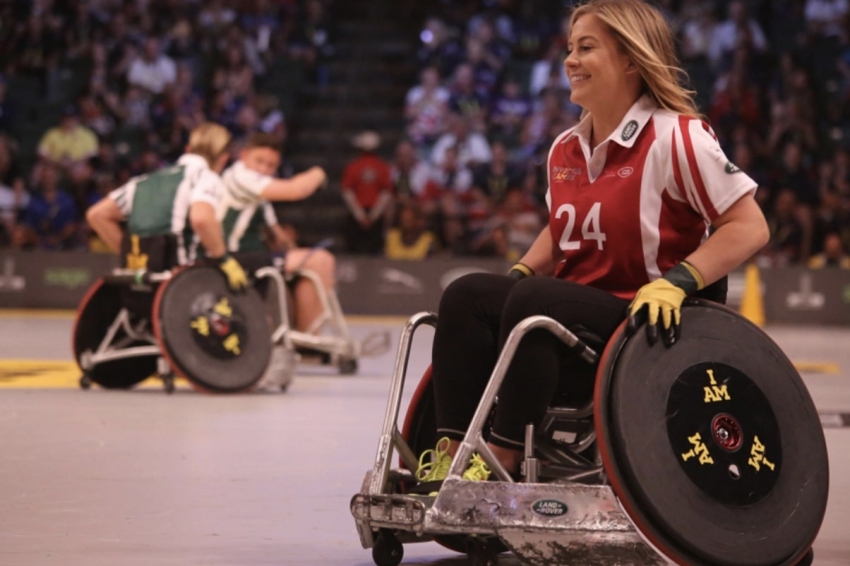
[563,93,657,149]
[178,153,211,170]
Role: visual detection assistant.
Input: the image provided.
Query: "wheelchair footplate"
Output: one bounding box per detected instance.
[255,265,363,377]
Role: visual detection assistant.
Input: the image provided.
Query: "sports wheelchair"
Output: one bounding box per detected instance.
[247,251,360,378]
[74,235,291,393]
[351,300,829,566]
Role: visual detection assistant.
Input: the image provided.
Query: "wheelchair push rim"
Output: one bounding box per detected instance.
[73,278,158,389]
[594,300,829,566]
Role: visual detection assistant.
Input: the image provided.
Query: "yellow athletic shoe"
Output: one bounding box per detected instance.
[411,440,492,495]
[462,453,491,481]
[414,437,453,484]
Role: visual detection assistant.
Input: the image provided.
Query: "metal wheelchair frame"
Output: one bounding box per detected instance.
[350,311,668,566]
[77,269,176,392]
[78,263,362,392]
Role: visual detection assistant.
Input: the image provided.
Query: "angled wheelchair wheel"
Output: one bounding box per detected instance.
[73,279,157,389]
[594,300,829,566]
[152,265,272,393]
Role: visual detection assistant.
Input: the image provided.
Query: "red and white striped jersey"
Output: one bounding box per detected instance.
[545,94,756,300]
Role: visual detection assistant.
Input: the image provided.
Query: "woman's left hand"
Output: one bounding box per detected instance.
[627,261,704,347]
[627,279,687,347]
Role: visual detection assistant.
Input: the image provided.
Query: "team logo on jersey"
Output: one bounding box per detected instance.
[621,120,639,141]
[725,161,742,174]
[553,166,582,181]
[618,166,634,178]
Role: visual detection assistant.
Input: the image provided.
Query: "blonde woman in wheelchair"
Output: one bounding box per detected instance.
[413,0,770,493]
[86,122,247,288]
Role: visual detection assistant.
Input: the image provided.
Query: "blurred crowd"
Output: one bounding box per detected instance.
[2,0,850,269]
[363,0,850,267]
[0,0,334,251]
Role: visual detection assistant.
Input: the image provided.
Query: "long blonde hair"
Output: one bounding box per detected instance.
[185,122,232,168]
[569,0,701,118]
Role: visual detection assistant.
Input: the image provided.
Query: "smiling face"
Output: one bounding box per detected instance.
[565,13,635,113]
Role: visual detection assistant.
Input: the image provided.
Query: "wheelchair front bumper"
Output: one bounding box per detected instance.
[352,474,665,566]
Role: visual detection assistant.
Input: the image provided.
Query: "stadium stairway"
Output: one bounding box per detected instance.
[275,0,421,250]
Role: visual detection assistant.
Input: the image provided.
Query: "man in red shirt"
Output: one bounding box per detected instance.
[341,131,394,254]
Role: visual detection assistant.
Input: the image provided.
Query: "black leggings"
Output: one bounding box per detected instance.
[431,273,629,450]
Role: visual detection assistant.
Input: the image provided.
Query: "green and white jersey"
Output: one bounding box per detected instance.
[109,154,225,264]
[220,160,278,253]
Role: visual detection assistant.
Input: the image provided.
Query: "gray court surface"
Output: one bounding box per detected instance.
[0,315,848,566]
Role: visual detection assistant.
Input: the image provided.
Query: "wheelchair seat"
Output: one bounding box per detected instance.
[352,300,828,566]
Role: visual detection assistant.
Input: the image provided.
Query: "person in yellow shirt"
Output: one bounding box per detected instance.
[385,203,435,260]
[807,232,850,269]
[37,105,99,169]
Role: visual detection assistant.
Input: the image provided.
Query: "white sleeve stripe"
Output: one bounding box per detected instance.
[229,175,261,202]
[685,119,758,219]
[231,163,272,199]
[108,181,136,216]
[227,185,256,206]
[670,128,700,212]
[189,170,223,206]
[674,123,710,220]
[683,120,719,218]
[640,145,664,281]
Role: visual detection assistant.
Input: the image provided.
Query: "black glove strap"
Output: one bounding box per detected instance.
[662,261,703,295]
[508,262,534,279]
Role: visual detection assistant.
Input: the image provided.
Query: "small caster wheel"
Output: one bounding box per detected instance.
[372,529,403,566]
[467,537,499,566]
[338,358,358,375]
[79,374,93,390]
[162,375,175,394]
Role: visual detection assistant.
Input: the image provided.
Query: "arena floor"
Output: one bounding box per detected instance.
[0,311,848,566]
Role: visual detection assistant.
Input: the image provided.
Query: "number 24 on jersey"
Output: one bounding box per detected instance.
[555,202,607,251]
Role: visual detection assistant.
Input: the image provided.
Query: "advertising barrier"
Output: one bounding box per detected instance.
[760,267,850,325]
[1,251,849,325]
[0,251,119,309]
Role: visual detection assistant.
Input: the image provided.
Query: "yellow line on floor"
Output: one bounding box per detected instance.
[0,359,191,389]
[793,361,840,374]
[0,309,77,319]
[0,359,77,388]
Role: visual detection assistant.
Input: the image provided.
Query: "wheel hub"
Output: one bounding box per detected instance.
[665,362,781,506]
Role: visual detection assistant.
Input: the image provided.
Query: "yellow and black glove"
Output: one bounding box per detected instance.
[628,260,704,347]
[508,262,534,279]
[216,254,248,292]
